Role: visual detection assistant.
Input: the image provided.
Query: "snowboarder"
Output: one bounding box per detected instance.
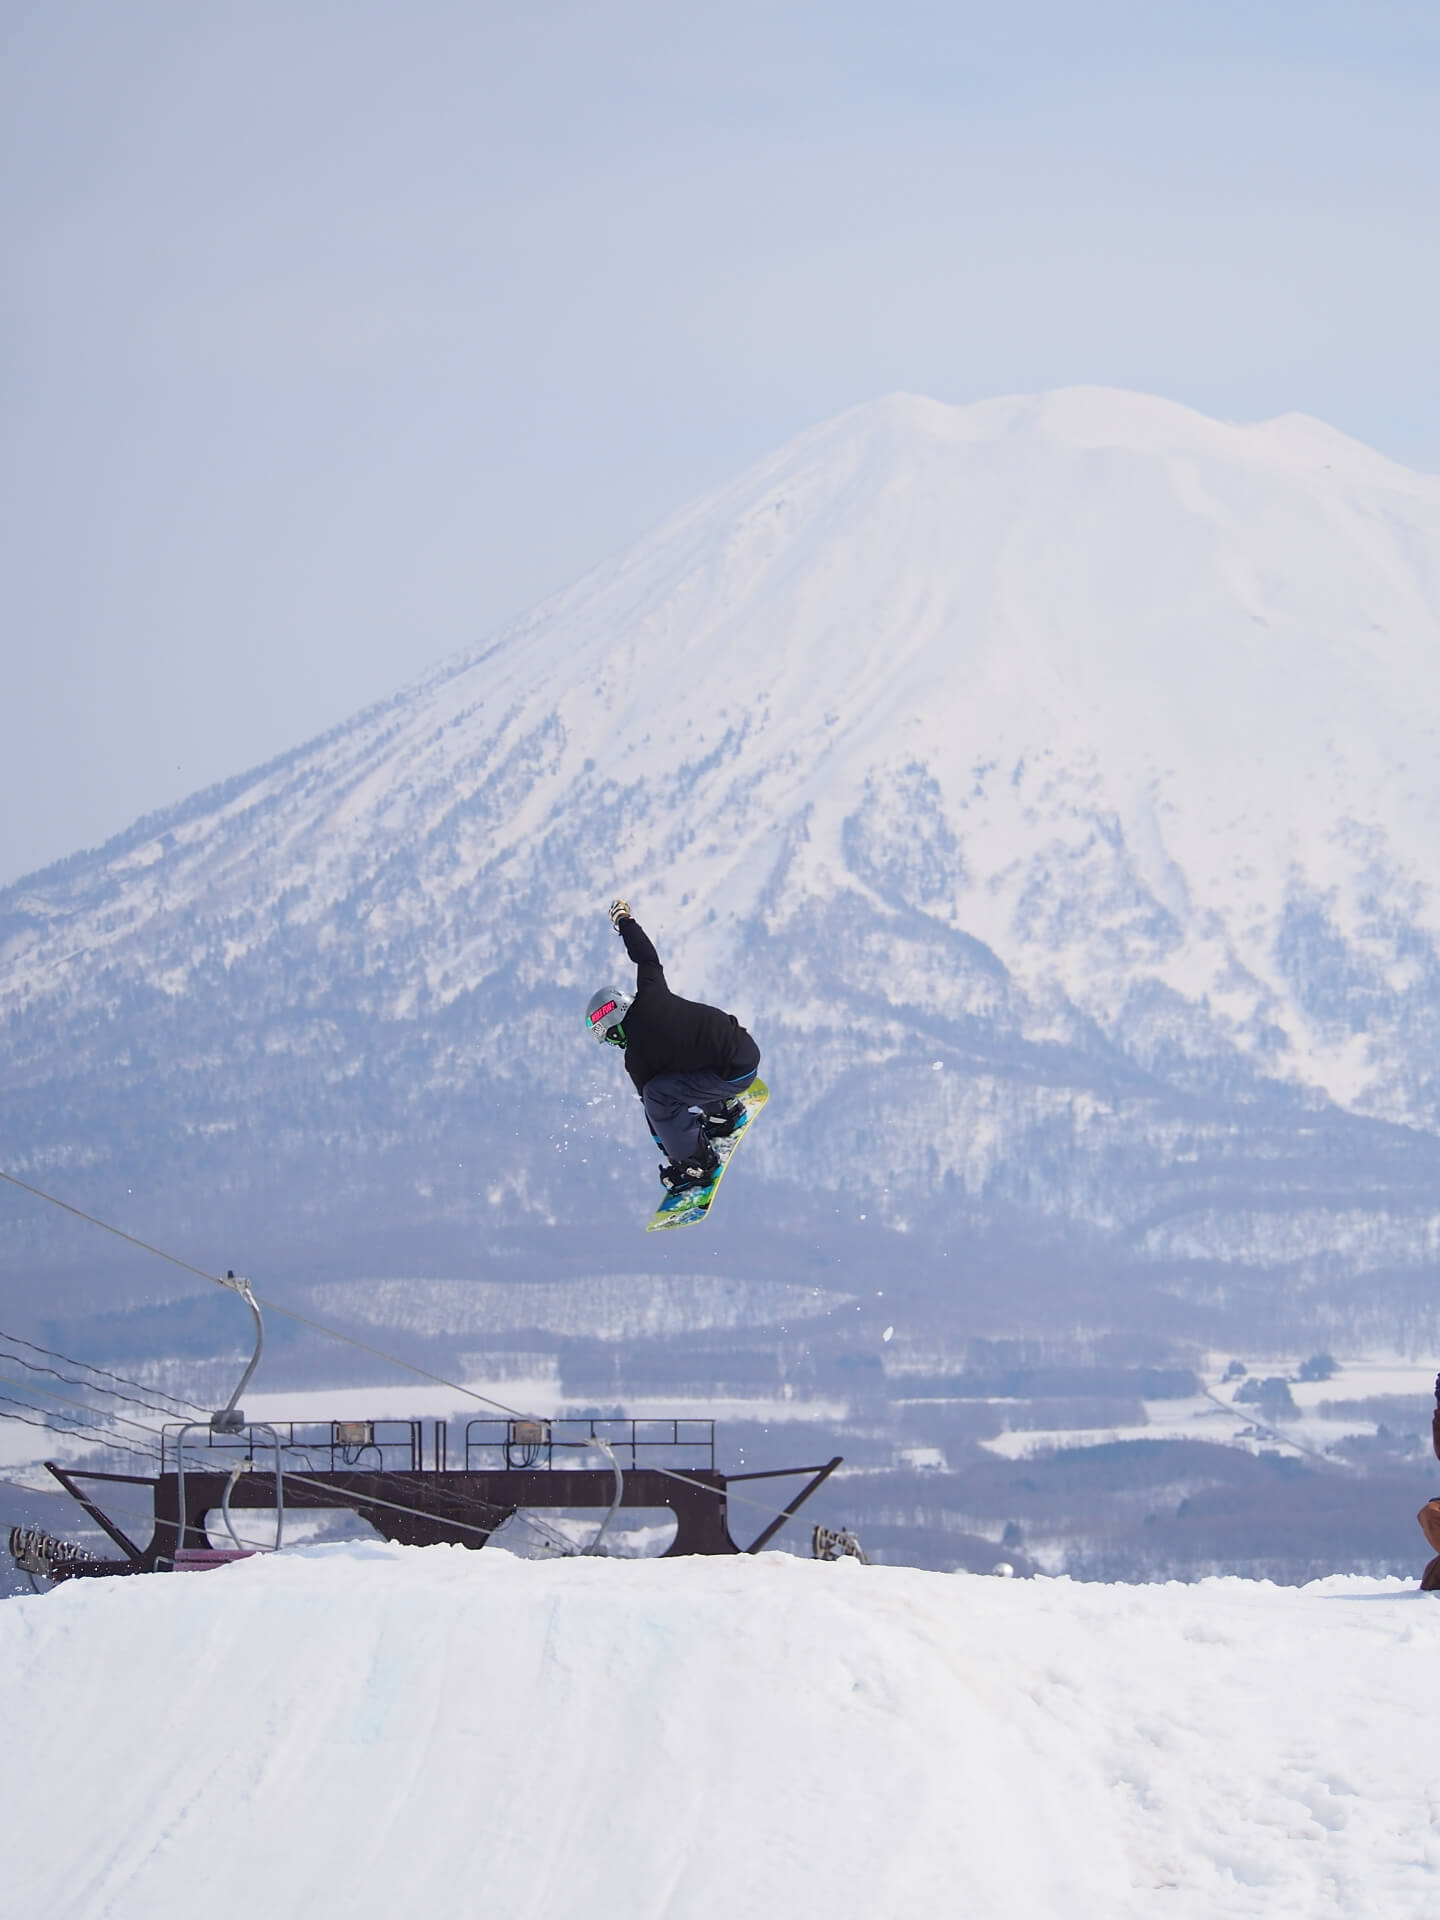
[1418,1372,1440,1592]
[587,900,761,1194]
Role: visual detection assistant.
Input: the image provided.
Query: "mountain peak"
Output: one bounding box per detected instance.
[782,386,1437,494]
[6,388,1440,1257]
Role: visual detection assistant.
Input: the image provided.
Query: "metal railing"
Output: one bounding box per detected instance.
[463,1416,717,1473]
[155,1416,718,1477]
[160,1419,426,1475]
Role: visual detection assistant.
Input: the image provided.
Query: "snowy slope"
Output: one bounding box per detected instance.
[5,387,1440,1272]
[4,1545,1438,1918]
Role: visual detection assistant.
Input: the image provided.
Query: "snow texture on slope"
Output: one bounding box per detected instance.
[3,1544,1437,1918]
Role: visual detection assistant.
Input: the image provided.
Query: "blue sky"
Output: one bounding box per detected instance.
[3,1,1438,882]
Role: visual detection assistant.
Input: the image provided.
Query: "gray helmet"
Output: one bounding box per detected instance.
[586,986,632,1045]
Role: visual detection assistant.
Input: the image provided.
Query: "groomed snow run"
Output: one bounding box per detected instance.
[5,1545,1437,1918]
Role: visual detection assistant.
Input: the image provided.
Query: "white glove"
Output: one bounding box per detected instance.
[609,898,632,932]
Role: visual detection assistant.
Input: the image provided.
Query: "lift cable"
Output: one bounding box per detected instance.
[0,1339,209,1426]
[0,1327,209,1418]
[2,1457,576,1564]
[0,1400,164,1469]
[3,1317,825,1537]
[0,1373,165,1451]
[0,1452,306,1557]
[0,1166,828,1536]
[0,1166,528,1421]
[0,1374,578,1558]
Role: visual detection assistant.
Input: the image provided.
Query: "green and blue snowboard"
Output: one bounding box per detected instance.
[644,1078,769,1232]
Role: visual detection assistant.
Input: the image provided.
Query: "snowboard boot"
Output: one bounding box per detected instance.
[658,1135,721,1194]
[703,1098,746,1139]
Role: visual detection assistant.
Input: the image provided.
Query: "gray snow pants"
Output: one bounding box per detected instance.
[641,1055,759,1163]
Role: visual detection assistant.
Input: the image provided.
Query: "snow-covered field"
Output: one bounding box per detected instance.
[5,1544,1437,1918]
[306,1273,849,1340]
[919,1351,1437,1471]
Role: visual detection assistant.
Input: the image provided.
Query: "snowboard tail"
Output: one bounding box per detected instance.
[644,1079,769,1232]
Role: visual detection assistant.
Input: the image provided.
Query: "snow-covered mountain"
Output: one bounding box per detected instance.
[6,388,1440,1318]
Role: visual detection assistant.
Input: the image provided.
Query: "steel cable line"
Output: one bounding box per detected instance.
[0,1398,572,1559]
[0,1341,209,1426]
[0,1165,530,1419]
[2,1472,274,1558]
[0,1326,209,1417]
[1,1476,274,1559]
[0,1168,239,1291]
[0,1166,827,1536]
[0,1469,233,1562]
[0,1460,314,1561]
[1,1370,578,1558]
[0,1473,179,1544]
[0,1372,166,1451]
[0,1454,555,1564]
[0,1399,163,1468]
[2,1473,78,1497]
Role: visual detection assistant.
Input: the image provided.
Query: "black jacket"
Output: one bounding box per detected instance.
[616,917,758,1096]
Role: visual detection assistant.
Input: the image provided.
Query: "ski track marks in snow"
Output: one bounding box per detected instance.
[3,1544,1438,1919]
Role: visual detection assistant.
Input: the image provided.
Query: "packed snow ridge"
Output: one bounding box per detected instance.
[4,1543,1437,1918]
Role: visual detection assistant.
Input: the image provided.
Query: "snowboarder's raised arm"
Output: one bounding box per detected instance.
[609,899,664,988]
[617,916,662,972]
[1433,1372,1440,1461]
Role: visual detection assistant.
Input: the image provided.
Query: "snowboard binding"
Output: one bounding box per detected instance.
[658,1138,721,1194]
